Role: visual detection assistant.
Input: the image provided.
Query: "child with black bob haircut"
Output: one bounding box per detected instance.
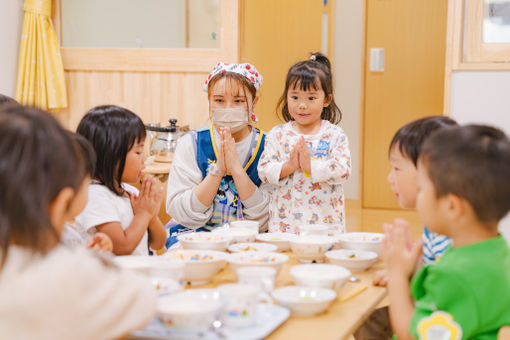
[0,105,156,338]
[384,124,510,339]
[76,105,166,255]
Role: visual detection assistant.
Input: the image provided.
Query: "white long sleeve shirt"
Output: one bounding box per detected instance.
[258,121,351,233]
[0,245,156,340]
[166,126,270,231]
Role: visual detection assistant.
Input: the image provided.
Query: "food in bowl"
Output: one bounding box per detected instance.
[212,226,257,244]
[290,235,337,263]
[228,251,289,274]
[255,232,298,252]
[325,249,379,272]
[228,242,278,253]
[337,232,385,255]
[271,286,337,317]
[165,249,228,285]
[157,289,221,331]
[177,232,231,251]
[290,264,351,289]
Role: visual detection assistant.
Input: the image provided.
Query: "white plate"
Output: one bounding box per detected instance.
[129,303,290,340]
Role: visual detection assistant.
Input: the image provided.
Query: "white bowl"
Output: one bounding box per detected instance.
[157,289,221,331]
[337,232,385,255]
[255,232,298,252]
[290,235,337,263]
[177,232,231,251]
[151,277,184,296]
[290,264,351,289]
[230,220,260,233]
[272,286,337,317]
[325,249,379,272]
[298,224,329,236]
[212,227,258,244]
[228,242,278,253]
[164,249,228,285]
[228,251,289,274]
[112,256,184,281]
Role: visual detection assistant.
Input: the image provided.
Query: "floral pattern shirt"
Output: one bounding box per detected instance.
[257,121,351,233]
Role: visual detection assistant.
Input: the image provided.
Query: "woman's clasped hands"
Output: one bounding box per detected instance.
[214,127,243,177]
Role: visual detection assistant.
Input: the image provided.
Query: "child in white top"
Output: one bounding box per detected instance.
[0,106,155,339]
[258,53,351,233]
[75,105,166,255]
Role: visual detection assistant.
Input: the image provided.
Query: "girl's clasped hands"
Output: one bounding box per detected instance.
[286,136,312,176]
[129,175,164,221]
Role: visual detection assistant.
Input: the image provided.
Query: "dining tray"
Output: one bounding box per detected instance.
[129,303,290,340]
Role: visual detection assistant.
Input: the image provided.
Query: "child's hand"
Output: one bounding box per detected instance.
[222,128,243,174]
[87,232,113,252]
[372,269,389,286]
[130,176,163,219]
[297,137,312,175]
[382,219,422,279]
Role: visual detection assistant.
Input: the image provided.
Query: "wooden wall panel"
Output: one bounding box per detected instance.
[58,71,210,132]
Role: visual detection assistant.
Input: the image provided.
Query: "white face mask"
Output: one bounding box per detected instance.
[211,107,250,133]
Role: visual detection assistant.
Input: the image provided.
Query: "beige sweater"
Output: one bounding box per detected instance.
[0,245,156,340]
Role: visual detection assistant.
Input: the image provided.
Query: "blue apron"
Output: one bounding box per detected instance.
[165,125,265,248]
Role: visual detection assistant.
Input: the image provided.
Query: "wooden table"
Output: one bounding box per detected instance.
[196,252,388,340]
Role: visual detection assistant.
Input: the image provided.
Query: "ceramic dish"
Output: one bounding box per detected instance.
[157,289,221,331]
[289,235,337,263]
[290,264,351,289]
[151,277,184,296]
[272,286,337,317]
[228,242,278,253]
[228,251,289,274]
[297,224,329,236]
[177,232,231,251]
[212,227,258,244]
[112,255,184,281]
[230,220,260,233]
[164,249,228,285]
[255,232,298,252]
[337,232,385,255]
[325,249,379,272]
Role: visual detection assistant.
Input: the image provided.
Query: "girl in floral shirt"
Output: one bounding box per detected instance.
[258,53,351,233]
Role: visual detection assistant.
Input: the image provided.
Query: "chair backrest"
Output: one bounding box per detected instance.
[498,326,510,340]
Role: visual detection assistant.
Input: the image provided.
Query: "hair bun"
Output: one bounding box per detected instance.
[310,52,331,71]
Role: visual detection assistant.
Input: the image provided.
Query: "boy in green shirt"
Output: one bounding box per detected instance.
[383,125,510,340]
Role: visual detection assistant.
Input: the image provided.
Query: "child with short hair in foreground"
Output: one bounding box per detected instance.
[384,125,510,339]
[0,105,155,339]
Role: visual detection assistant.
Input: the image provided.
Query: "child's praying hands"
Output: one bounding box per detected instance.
[297,136,312,175]
[129,176,163,219]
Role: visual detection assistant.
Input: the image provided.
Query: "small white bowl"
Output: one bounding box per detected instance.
[177,232,231,251]
[164,249,228,285]
[157,288,221,331]
[228,251,289,274]
[212,227,258,244]
[112,255,152,275]
[230,220,260,233]
[290,264,351,289]
[298,224,329,236]
[290,235,337,263]
[337,232,385,255]
[151,277,184,296]
[112,256,184,281]
[272,286,337,317]
[325,249,379,272]
[255,232,298,252]
[228,242,278,253]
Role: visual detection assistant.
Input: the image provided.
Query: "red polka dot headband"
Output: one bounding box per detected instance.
[204,62,263,123]
[204,62,263,92]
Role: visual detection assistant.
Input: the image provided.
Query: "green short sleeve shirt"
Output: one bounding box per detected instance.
[409,236,510,339]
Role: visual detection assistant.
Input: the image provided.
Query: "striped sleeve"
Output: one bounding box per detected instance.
[421,226,452,265]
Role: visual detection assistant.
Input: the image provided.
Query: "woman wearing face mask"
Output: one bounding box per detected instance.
[165,63,269,247]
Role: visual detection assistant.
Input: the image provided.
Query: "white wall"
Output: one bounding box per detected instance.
[0,0,24,97]
[449,71,510,240]
[334,0,364,200]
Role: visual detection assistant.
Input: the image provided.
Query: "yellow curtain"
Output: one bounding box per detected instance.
[16,0,67,110]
